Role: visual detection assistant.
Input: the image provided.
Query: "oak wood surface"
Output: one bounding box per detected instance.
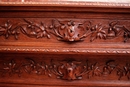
[0,2,130,87]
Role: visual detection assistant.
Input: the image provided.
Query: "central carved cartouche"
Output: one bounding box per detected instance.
[56,61,83,80]
[51,20,87,42]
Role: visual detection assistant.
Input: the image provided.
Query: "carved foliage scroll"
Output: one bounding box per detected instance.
[0,58,130,81]
[0,19,130,42]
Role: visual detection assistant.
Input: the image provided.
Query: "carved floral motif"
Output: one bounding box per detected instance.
[90,23,107,41]
[2,60,22,77]
[0,58,130,81]
[50,20,88,41]
[20,19,51,39]
[0,19,130,42]
[0,20,20,39]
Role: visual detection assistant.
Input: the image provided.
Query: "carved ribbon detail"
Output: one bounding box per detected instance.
[0,58,130,81]
[0,19,130,42]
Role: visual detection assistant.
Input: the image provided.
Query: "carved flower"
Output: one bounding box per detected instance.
[21,19,50,39]
[124,63,130,80]
[23,58,51,77]
[36,22,50,39]
[117,68,125,80]
[0,20,12,39]
[3,60,22,77]
[123,26,130,42]
[0,20,20,39]
[90,24,106,42]
[83,61,101,79]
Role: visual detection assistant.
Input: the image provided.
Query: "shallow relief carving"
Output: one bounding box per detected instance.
[0,19,130,42]
[0,58,130,81]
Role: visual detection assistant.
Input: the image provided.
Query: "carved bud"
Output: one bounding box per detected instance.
[61,25,65,29]
[67,22,72,26]
[30,31,36,35]
[27,25,31,28]
[5,23,8,28]
[71,22,75,26]
[91,27,96,31]
[49,25,53,29]
[36,29,41,33]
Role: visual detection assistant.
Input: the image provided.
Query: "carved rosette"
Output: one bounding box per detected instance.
[0,19,130,42]
[0,58,130,81]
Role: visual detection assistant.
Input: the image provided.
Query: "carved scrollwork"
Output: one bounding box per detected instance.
[0,58,130,81]
[0,19,130,42]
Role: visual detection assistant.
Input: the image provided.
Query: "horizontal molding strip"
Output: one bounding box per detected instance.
[0,2,130,8]
[0,46,130,54]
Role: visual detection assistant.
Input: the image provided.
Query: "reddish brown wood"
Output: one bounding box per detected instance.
[0,19,130,42]
[0,1,130,87]
[1,0,21,2]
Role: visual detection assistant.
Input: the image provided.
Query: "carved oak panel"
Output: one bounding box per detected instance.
[0,53,130,87]
[0,18,130,43]
[0,2,130,87]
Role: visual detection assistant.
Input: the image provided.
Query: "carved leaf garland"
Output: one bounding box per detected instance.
[0,19,130,42]
[0,58,130,81]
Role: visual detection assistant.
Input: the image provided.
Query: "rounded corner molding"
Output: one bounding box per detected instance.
[0,1,130,8]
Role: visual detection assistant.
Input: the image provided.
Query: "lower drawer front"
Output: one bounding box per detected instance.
[0,53,130,87]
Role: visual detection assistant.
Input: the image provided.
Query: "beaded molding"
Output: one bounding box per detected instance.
[0,47,130,54]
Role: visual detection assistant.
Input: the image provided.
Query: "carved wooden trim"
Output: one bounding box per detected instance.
[0,2,130,8]
[0,19,130,43]
[0,47,130,54]
[0,58,130,81]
